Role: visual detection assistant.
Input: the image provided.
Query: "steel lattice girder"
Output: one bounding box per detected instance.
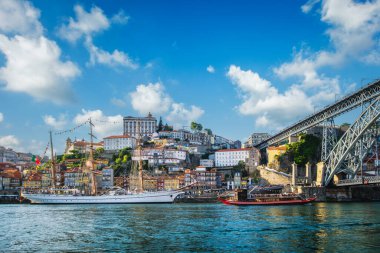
[256,79,380,149]
[321,119,337,162]
[336,128,376,176]
[323,96,380,186]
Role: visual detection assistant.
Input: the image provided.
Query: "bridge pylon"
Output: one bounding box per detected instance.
[323,96,380,186]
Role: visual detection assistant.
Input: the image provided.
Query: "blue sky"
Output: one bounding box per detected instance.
[0,0,380,155]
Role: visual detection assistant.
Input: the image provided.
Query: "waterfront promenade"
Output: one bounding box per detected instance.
[1,203,380,252]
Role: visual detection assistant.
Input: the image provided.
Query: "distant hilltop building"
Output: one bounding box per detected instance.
[123,112,157,138]
[245,133,271,147]
[64,138,103,155]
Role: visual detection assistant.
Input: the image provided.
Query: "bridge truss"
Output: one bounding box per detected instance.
[255,79,380,150]
[253,79,380,186]
[323,97,380,185]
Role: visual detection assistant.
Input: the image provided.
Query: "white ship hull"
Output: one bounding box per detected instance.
[22,191,183,204]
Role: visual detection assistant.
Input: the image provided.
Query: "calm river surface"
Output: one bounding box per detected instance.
[1,202,380,252]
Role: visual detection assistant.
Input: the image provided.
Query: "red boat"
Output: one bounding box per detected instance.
[218,186,316,206]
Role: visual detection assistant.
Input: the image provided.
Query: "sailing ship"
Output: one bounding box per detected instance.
[22,119,184,204]
[218,185,316,206]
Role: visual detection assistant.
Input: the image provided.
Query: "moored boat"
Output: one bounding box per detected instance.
[218,186,316,206]
[22,119,184,204]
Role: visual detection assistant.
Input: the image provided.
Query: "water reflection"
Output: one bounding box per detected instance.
[1,203,380,252]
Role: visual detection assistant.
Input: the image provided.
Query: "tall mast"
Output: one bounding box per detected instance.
[49,130,56,187]
[137,120,144,192]
[89,118,94,162]
[88,118,97,195]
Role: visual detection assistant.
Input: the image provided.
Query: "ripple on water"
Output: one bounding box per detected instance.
[1,203,380,252]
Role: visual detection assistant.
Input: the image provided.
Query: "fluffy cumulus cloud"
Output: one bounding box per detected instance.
[0,112,3,123]
[227,65,313,128]
[230,0,380,129]
[0,0,43,36]
[0,0,80,104]
[0,35,80,104]
[129,82,204,127]
[59,5,137,69]
[86,38,138,69]
[207,65,215,73]
[0,135,21,150]
[282,0,380,87]
[73,109,123,138]
[58,5,110,43]
[43,114,67,130]
[166,103,204,128]
[129,83,172,115]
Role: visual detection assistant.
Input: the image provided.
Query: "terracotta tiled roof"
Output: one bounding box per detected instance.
[1,169,22,179]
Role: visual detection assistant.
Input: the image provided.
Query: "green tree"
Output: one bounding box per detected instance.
[204,128,212,135]
[284,134,321,166]
[163,124,173,131]
[158,116,163,131]
[191,121,203,132]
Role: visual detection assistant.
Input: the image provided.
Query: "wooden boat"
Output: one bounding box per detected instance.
[218,186,316,206]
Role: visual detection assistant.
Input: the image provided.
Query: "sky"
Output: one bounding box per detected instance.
[0,0,380,155]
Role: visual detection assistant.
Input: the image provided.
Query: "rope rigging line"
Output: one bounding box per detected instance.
[93,119,123,124]
[54,120,90,136]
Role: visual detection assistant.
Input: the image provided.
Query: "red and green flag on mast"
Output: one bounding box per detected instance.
[32,155,41,165]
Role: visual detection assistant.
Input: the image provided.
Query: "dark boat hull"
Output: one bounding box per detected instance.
[219,197,316,206]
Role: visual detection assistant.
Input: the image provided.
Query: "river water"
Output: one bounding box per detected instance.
[1,202,380,252]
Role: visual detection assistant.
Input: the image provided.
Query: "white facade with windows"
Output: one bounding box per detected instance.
[215,148,251,167]
[123,113,157,138]
[132,148,187,165]
[103,135,136,151]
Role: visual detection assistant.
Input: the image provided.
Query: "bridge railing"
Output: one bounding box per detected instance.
[336,176,380,186]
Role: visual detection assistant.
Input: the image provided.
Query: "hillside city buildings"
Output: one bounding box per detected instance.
[0,112,262,198]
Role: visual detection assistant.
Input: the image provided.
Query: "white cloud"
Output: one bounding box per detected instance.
[0,112,3,123]
[207,65,215,73]
[0,35,80,104]
[73,109,123,138]
[58,5,109,43]
[0,0,80,104]
[129,83,172,115]
[59,5,137,69]
[129,82,205,128]
[301,0,320,14]
[266,0,380,121]
[0,0,43,36]
[85,38,138,69]
[0,135,21,150]
[111,10,129,25]
[43,114,67,130]
[110,97,127,107]
[227,65,313,128]
[166,103,204,128]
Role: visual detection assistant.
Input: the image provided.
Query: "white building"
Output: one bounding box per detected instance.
[215,148,252,167]
[132,148,187,165]
[200,159,214,168]
[103,135,136,151]
[123,113,157,138]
